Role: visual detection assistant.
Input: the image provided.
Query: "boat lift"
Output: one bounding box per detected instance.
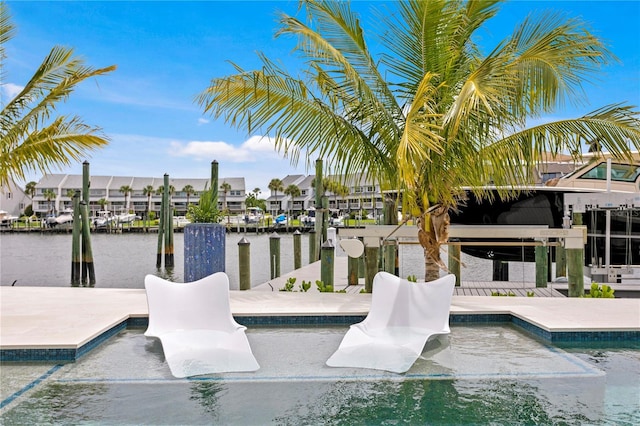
[340,224,587,294]
[564,191,640,283]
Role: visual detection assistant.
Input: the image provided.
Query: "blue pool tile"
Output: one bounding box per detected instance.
[1,313,638,362]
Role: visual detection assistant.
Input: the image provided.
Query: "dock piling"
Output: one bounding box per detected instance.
[238,237,251,290]
[320,239,334,291]
[293,230,301,270]
[269,232,281,279]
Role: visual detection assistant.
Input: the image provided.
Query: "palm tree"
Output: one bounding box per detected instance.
[24,181,37,221]
[119,185,132,213]
[66,189,76,210]
[43,189,56,215]
[25,181,37,199]
[97,198,108,211]
[268,178,284,215]
[198,0,640,281]
[0,3,116,189]
[310,176,332,204]
[329,181,349,215]
[284,183,301,229]
[220,181,232,223]
[143,185,154,221]
[182,184,195,207]
[156,185,175,198]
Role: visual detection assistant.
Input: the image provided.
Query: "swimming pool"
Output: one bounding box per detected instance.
[1,325,639,424]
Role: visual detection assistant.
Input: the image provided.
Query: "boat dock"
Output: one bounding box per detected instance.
[253,257,567,297]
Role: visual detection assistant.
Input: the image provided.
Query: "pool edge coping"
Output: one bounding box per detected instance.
[1,312,638,362]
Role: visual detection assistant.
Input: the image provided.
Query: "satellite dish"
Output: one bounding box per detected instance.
[339,238,364,258]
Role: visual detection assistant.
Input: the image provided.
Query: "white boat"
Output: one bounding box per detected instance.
[0,210,18,227]
[244,207,264,223]
[46,209,74,227]
[300,208,345,227]
[299,207,316,227]
[93,210,115,228]
[450,152,640,269]
[116,212,137,224]
[173,216,191,227]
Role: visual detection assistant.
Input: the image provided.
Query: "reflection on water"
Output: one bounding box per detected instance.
[1,231,537,289]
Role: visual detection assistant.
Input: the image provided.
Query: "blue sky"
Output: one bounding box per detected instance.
[4,0,639,193]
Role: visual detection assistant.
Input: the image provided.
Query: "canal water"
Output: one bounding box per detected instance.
[0,232,532,290]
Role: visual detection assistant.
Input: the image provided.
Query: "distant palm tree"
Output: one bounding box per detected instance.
[24,181,37,220]
[268,178,283,215]
[219,181,231,210]
[97,198,108,211]
[65,189,77,210]
[220,181,232,223]
[0,3,116,189]
[284,184,301,229]
[253,187,261,198]
[119,185,133,213]
[328,180,349,213]
[143,185,154,220]
[43,189,56,214]
[156,185,175,198]
[25,181,36,199]
[182,184,195,207]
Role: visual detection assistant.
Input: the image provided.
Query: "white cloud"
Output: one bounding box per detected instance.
[197,118,210,125]
[2,83,24,100]
[240,135,280,152]
[169,135,287,163]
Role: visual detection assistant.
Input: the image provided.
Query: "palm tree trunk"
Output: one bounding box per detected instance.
[417,207,450,282]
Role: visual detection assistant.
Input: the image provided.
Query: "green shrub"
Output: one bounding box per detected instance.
[279,277,296,292]
[187,186,222,223]
[491,291,516,297]
[585,282,615,298]
[300,280,311,292]
[316,280,333,293]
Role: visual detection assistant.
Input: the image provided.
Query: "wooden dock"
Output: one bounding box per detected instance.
[254,258,566,297]
[337,282,564,297]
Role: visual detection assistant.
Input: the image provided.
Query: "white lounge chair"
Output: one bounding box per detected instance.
[326,271,455,373]
[144,272,259,378]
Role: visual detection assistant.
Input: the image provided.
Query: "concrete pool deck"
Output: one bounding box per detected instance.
[1,258,639,358]
[1,283,639,358]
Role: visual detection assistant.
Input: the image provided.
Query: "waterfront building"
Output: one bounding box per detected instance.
[0,178,30,219]
[30,172,387,220]
[23,155,578,220]
[31,174,247,217]
[265,173,385,219]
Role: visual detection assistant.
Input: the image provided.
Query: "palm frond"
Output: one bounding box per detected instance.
[1,21,116,189]
[1,115,109,186]
[480,104,640,193]
[0,2,15,67]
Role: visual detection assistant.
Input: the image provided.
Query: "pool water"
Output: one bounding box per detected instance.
[1,325,639,425]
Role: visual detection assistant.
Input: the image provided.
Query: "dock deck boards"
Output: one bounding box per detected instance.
[337,282,564,297]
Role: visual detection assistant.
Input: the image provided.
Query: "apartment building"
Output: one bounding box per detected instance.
[32,174,247,217]
[29,172,387,219]
[265,174,385,218]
